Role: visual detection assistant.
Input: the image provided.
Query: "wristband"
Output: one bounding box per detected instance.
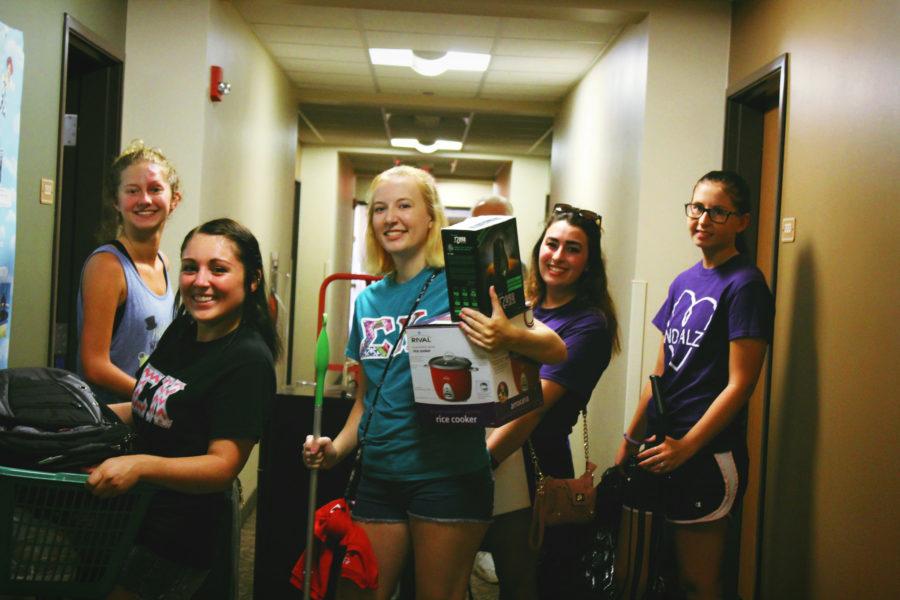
[623,432,642,446]
[490,453,500,469]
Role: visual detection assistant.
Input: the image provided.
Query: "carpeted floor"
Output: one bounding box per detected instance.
[238,508,256,600]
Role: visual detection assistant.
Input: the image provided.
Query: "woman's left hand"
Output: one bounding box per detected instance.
[85,455,144,498]
[636,436,697,474]
[458,286,515,352]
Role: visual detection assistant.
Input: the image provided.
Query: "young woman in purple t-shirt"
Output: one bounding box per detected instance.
[482,204,620,599]
[616,171,773,600]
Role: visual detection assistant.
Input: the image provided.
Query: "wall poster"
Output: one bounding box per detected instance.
[0,21,23,368]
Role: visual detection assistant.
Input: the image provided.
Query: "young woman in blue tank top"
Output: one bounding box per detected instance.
[302,166,565,600]
[77,141,180,403]
[616,171,774,600]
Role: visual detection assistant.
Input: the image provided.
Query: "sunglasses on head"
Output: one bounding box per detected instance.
[552,203,602,228]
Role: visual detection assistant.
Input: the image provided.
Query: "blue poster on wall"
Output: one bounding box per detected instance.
[0,21,23,368]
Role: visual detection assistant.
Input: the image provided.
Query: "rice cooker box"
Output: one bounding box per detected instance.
[442,215,526,322]
[406,311,542,426]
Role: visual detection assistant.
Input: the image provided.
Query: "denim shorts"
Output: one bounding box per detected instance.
[352,466,494,524]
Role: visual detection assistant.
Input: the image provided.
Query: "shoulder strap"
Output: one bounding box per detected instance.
[345,268,441,502]
[107,239,138,272]
[357,268,440,444]
[101,240,133,337]
[527,407,590,478]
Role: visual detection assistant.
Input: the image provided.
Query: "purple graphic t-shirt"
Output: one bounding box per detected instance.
[648,254,773,451]
[530,300,611,479]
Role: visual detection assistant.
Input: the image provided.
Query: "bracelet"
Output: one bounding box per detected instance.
[623,432,642,446]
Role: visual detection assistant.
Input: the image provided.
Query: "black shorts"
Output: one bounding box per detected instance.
[623,447,748,524]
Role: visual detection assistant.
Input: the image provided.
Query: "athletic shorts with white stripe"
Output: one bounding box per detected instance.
[624,445,748,524]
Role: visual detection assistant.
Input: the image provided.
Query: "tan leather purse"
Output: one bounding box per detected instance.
[528,409,597,549]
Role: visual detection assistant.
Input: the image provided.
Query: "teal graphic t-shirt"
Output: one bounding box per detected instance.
[346,268,488,480]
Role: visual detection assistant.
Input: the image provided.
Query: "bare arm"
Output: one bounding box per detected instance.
[637,337,768,473]
[302,372,366,470]
[615,335,666,466]
[85,437,256,497]
[79,253,135,399]
[458,286,567,364]
[486,378,566,465]
[108,402,134,426]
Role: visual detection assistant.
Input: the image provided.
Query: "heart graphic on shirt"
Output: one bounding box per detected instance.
[665,289,717,372]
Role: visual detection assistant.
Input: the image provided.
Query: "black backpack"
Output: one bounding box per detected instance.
[0,367,134,471]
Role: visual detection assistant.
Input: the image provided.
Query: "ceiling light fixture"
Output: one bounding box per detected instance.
[369,49,490,77]
[391,138,463,154]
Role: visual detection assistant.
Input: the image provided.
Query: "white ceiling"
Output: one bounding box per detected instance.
[231,1,644,178]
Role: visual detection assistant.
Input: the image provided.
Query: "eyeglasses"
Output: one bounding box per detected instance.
[684,202,740,224]
[552,203,602,228]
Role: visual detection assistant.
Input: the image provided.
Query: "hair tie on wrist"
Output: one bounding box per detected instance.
[623,432,642,446]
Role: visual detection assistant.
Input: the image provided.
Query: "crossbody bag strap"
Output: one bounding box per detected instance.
[344,268,440,501]
[527,408,590,478]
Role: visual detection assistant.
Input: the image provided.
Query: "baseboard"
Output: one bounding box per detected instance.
[240,485,258,526]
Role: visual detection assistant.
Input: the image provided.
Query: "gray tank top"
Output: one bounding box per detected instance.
[77,243,175,404]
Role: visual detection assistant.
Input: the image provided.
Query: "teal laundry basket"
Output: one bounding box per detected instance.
[0,465,153,598]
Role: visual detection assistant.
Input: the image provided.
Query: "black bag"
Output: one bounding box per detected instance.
[569,465,625,598]
[0,367,134,470]
[570,375,674,600]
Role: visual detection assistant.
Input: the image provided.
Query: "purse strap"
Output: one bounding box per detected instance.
[527,407,590,482]
[344,268,440,502]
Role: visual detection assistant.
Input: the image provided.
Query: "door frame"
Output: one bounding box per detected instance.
[722,53,788,598]
[48,14,124,366]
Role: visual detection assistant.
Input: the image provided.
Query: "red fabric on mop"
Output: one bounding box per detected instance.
[290,498,379,598]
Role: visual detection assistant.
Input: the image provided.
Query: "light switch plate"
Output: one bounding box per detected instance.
[781,217,796,243]
[40,178,55,205]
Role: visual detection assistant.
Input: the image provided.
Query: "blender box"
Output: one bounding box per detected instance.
[406,310,542,426]
[442,215,526,321]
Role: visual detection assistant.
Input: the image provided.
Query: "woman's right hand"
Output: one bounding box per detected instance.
[303,435,338,470]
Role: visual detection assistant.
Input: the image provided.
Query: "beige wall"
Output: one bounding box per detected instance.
[435,180,494,209]
[552,2,731,465]
[508,156,552,259]
[123,0,298,509]
[203,0,298,386]
[293,146,347,385]
[0,0,127,367]
[552,19,649,462]
[122,0,208,264]
[631,2,732,397]
[729,1,900,597]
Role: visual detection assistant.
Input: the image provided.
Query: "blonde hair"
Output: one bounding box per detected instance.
[363,165,447,275]
[100,140,181,239]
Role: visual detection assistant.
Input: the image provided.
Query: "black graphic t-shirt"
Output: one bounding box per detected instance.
[130,315,275,567]
[649,254,773,452]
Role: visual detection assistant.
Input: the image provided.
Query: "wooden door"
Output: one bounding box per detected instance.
[722,54,788,600]
[738,106,778,599]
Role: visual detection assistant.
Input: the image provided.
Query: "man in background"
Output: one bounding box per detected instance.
[471,194,513,217]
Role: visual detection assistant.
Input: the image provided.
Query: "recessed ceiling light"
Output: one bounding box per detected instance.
[391,138,463,154]
[370,49,490,77]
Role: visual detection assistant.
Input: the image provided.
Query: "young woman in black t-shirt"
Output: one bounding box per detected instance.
[86,218,279,600]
